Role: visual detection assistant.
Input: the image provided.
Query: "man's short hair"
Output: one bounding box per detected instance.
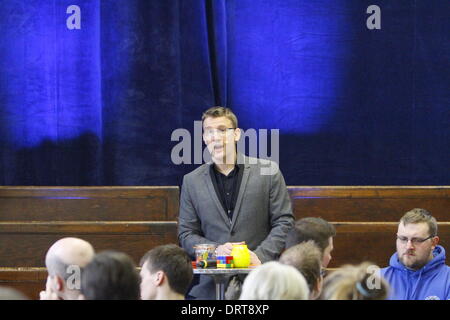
[400,208,438,237]
[285,217,336,253]
[140,244,193,295]
[279,241,322,292]
[81,251,140,300]
[202,106,238,128]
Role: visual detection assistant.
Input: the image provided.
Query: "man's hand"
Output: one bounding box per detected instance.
[40,277,60,300]
[216,242,261,266]
[216,242,245,256]
[249,250,262,266]
[39,288,59,300]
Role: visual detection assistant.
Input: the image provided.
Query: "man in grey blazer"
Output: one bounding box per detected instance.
[178,107,294,299]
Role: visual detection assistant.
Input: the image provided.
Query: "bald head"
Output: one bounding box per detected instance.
[45,238,95,279]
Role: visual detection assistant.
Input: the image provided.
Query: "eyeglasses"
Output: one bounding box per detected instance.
[396,234,435,245]
[203,128,235,137]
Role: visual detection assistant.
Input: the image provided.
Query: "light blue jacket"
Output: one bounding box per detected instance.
[381,245,450,300]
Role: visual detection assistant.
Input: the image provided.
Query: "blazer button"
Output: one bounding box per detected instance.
[230,231,235,236]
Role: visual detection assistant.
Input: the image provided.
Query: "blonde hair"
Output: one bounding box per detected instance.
[320,262,390,300]
[239,261,309,300]
[400,208,437,237]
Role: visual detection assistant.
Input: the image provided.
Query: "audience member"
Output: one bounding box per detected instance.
[139,244,193,300]
[80,250,140,300]
[320,262,389,300]
[280,240,323,299]
[40,237,95,300]
[228,218,334,300]
[239,261,309,300]
[381,208,450,300]
[285,217,336,268]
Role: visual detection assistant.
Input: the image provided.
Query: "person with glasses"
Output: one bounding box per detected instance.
[381,208,450,300]
[178,106,294,299]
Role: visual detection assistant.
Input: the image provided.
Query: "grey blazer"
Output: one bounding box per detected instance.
[178,154,294,299]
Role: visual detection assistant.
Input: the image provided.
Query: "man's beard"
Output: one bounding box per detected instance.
[399,252,428,270]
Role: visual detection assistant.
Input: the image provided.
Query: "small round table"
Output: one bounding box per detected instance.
[193,268,254,300]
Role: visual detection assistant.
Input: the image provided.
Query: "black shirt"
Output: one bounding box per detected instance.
[210,164,244,221]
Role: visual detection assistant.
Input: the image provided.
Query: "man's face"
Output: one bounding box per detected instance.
[203,116,240,164]
[396,222,437,270]
[140,261,157,300]
[322,237,333,268]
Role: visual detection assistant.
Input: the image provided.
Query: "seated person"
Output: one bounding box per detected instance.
[239,261,309,300]
[228,218,334,300]
[279,240,323,299]
[381,208,450,300]
[320,262,390,300]
[40,237,95,300]
[285,217,336,268]
[139,244,193,300]
[79,251,140,300]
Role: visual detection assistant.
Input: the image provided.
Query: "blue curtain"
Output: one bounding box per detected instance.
[0,0,449,186]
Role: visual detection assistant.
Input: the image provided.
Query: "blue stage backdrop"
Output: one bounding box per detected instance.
[0,0,449,186]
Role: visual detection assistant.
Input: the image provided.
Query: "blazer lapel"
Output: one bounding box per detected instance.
[202,164,232,227]
[230,156,251,231]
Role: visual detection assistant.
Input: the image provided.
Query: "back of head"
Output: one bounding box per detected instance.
[240,261,309,300]
[140,244,193,295]
[0,286,28,300]
[285,217,336,253]
[81,251,140,300]
[45,237,95,281]
[400,208,438,236]
[320,262,390,300]
[279,241,322,293]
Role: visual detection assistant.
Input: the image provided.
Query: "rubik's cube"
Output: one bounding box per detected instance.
[217,255,234,268]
